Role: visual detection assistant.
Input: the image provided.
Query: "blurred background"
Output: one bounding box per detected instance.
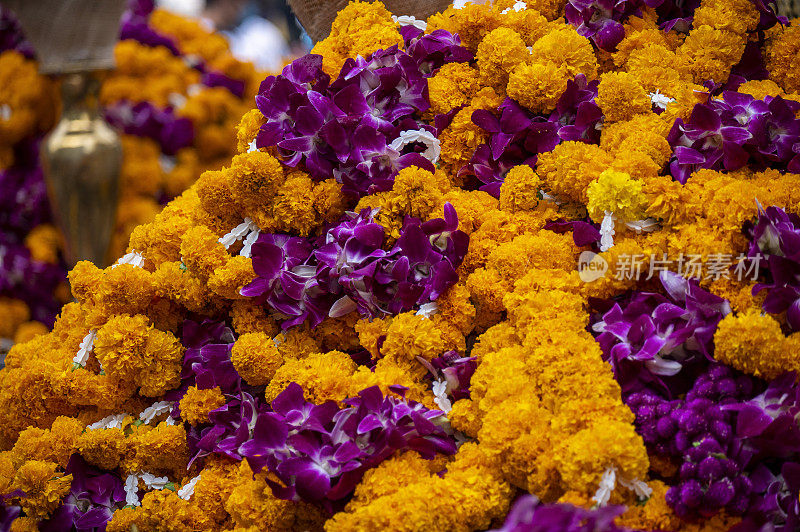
[158,0,311,69]
[0,0,311,350]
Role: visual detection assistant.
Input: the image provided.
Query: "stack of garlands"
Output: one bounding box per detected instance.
[0,7,67,345]
[3,0,800,530]
[101,0,265,259]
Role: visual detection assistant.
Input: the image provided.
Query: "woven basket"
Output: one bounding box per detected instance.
[4,0,127,74]
[289,0,452,42]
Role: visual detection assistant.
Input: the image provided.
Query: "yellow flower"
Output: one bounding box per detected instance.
[230,333,283,386]
[311,1,403,77]
[587,169,647,223]
[507,62,571,114]
[678,25,746,85]
[476,27,530,91]
[11,461,72,520]
[714,311,799,379]
[0,298,30,338]
[530,26,598,81]
[537,141,613,203]
[596,71,653,123]
[766,24,800,93]
[428,62,481,115]
[179,386,227,425]
[264,350,356,405]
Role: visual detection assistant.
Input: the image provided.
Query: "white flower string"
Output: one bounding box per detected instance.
[625,218,660,234]
[87,413,128,431]
[619,476,654,501]
[73,330,97,368]
[599,211,616,252]
[177,474,202,500]
[592,466,617,507]
[125,472,174,507]
[113,251,146,269]
[125,474,141,506]
[649,89,675,110]
[501,0,527,13]
[415,301,438,319]
[432,379,453,413]
[392,14,427,31]
[159,154,176,174]
[139,401,175,425]
[218,217,261,257]
[186,83,203,96]
[141,472,170,490]
[389,129,441,164]
[168,92,187,109]
[540,190,562,205]
[592,466,652,507]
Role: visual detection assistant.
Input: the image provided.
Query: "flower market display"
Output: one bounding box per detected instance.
[101,0,265,259]
[0,7,68,346]
[4,0,800,530]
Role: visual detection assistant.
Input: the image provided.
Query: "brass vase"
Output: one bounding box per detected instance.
[41,73,121,267]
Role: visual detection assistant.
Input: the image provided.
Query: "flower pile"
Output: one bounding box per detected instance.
[3,0,800,530]
[0,7,68,344]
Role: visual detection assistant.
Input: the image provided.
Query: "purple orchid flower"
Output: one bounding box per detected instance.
[735,462,800,531]
[747,206,800,331]
[191,391,264,466]
[254,49,435,198]
[119,0,181,54]
[233,383,455,504]
[492,495,632,532]
[241,233,332,329]
[201,71,245,98]
[314,204,468,320]
[565,0,645,51]
[668,93,800,183]
[724,372,800,460]
[466,76,600,197]
[0,150,66,329]
[544,218,602,247]
[593,271,731,394]
[550,74,602,143]
[40,455,125,532]
[403,28,473,76]
[667,99,752,183]
[118,0,249,95]
[418,350,477,401]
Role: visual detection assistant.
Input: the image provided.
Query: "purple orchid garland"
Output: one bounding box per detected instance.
[667,93,800,184]
[492,494,635,532]
[236,382,455,504]
[565,0,650,51]
[254,30,471,198]
[242,203,469,329]
[592,271,731,396]
[590,207,800,526]
[746,205,800,332]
